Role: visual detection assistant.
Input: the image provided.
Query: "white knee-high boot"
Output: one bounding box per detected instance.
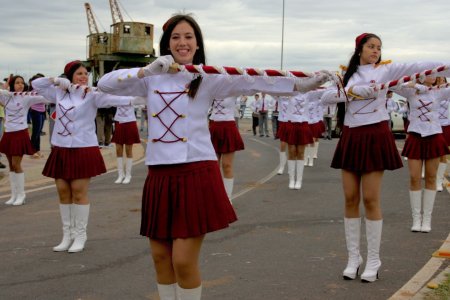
[421,189,436,232]
[223,177,234,201]
[313,141,319,159]
[157,283,177,300]
[361,219,382,282]
[12,172,26,206]
[53,204,74,251]
[68,204,90,253]
[294,160,304,189]
[5,172,17,205]
[122,158,133,184]
[287,160,296,189]
[114,157,124,184]
[277,151,287,175]
[176,284,202,300]
[343,218,363,280]
[305,146,312,167]
[436,162,447,192]
[409,190,422,232]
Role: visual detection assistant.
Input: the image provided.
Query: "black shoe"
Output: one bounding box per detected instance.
[260,135,264,137]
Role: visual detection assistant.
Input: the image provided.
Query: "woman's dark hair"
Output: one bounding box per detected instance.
[9,75,25,92]
[29,73,45,91]
[64,61,86,83]
[336,33,382,129]
[160,14,205,98]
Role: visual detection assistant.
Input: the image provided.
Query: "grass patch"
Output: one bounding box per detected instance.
[424,273,450,300]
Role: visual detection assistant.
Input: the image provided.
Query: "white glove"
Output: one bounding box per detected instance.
[295,71,330,93]
[414,84,429,94]
[349,85,379,99]
[53,77,71,91]
[142,55,175,77]
[0,89,11,97]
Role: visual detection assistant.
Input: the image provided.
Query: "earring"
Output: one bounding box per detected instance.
[196,46,199,50]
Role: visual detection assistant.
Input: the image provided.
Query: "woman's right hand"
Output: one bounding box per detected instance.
[53,77,71,91]
[140,55,175,78]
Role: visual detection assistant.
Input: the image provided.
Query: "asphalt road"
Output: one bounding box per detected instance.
[0,131,449,300]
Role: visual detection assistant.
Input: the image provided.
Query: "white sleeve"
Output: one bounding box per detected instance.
[97,68,148,97]
[31,77,58,102]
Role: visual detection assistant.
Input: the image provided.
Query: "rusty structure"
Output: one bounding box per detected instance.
[84,0,156,84]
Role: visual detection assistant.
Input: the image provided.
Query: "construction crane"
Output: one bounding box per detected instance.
[84,3,99,35]
[109,0,124,24]
[83,1,155,83]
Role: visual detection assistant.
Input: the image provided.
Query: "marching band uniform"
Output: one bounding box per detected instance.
[112,104,141,184]
[305,89,326,167]
[98,68,297,240]
[33,77,134,253]
[393,83,450,232]
[285,92,313,189]
[0,91,46,205]
[436,95,450,191]
[271,96,290,174]
[322,60,450,282]
[209,96,245,199]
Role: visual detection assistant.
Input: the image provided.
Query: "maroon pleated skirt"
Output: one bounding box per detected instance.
[111,121,141,145]
[309,121,326,138]
[278,121,291,143]
[43,146,106,179]
[401,132,450,160]
[286,122,314,146]
[209,120,244,153]
[442,125,450,146]
[140,161,238,239]
[331,121,403,172]
[0,129,35,156]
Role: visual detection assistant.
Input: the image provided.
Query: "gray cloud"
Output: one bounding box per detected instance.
[0,0,449,79]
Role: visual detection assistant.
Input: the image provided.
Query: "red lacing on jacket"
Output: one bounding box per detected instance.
[117,106,128,118]
[5,96,25,125]
[57,103,75,136]
[417,99,432,122]
[151,90,188,143]
[212,99,226,115]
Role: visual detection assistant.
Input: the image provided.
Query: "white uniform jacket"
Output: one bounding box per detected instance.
[274,96,291,122]
[114,105,137,123]
[437,97,450,127]
[209,97,236,121]
[287,93,309,123]
[394,84,450,137]
[321,62,450,128]
[0,92,47,132]
[305,89,326,124]
[33,78,133,148]
[98,69,295,165]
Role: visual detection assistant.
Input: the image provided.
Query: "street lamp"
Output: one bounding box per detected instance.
[281,0,285,70]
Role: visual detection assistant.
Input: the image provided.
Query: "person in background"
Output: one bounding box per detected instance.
[33,60,135,253]
[28,73,46,158]
[250,93,260,136]
[239,95,248,119]
[111,103,141,184]
[321,32,450,282]
[322,101,336,140]
[435,77,449,192]
[0,97,5,169]
[0,75,45,206]
[209,97,245,202]
[385,91,396,130]
[96,107,115,148]
[393,76,450,232]
[270,96,279,139]
[258,92,270,137]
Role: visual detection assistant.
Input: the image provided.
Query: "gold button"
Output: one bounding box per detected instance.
[152,113,157,117]
[127,74,132,78]
[182,138,187,142]
[180,114,186,118]
[118,77,123,82]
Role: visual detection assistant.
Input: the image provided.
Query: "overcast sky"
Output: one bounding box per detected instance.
[1,0,449,80]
